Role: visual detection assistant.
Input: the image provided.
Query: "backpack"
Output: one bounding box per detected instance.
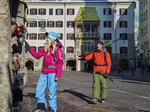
[53,46,67,64]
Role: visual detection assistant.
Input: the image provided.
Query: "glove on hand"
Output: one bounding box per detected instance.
[23,40,30,51]
[79,51,85,57]
[103,73,108,79]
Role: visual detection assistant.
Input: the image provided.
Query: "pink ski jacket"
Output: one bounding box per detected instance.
[29,39,63,78]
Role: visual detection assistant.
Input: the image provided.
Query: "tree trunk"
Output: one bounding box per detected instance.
[0,0,12,111]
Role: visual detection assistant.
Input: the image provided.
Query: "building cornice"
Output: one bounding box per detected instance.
[27,0,135,3]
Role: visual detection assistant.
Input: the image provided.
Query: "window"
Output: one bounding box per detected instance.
[120,9,127,15]
[103,8,111,15]
[140,2,143,9]
[38,21,46,28]
[105,47,112,53]
[82,42,95,52]
[141,42,145,49]
[84,25,90,32]
[120,47,127,54]
[39,9,46,15]
[38,33,45,40]
[92,25,98,32]
[104,33,111,40]
[38,46,44,52]
[49,9,53,15]
[30,21,37,27]
[56,21,63,27]
[146,11,148,19]
[120,34,127,40]
[141,29,143,35]
[47,21,54,27]
[56,9,63,15]
[141,15,143,21]
[146,40,149,48]
[67,34,74,40]
[67,9,74,15]
[59,33,63,40]
[67,21,74,27]
[29,33,37,40]
[26,34,28,39]
[67,47,74,53]
[30,9,37,15]
[77,25,83,32]
[104,21,111,27]
[120,21,127,28]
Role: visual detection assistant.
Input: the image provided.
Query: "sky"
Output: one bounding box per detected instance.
[134,0,139,28]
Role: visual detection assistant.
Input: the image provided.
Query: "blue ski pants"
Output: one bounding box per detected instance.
[35,73,57,112]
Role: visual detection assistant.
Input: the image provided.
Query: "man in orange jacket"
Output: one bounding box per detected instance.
[83,40,111,104]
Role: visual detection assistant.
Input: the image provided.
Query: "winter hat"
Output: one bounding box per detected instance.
[97,40,105,50]
[45,31,60,42]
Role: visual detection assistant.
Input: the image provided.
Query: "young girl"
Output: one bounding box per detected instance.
[24,31,63,112]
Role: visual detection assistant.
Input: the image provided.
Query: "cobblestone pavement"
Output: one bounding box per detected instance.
[19,69,150,112]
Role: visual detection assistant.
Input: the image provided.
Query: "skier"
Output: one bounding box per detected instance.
[82,40,111,104]
[24,31,63,112]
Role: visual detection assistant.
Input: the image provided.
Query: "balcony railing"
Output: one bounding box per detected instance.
[75,32,99,37]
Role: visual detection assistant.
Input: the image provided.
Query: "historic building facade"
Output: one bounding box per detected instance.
[138,0,150,67]
[26,0,135,71]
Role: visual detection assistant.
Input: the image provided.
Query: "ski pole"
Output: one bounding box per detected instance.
[98,68,124,89]
[104,38,121,46]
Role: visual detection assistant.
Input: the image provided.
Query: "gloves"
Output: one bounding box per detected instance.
[79,51,85,57]
[103,73,108,79]
[23,40,30,51]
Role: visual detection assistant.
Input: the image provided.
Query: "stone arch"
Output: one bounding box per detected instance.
[66,59,76,70]
[25,59,34,71]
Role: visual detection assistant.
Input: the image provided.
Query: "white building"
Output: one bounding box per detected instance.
[26,0,135,71]
[138,0,150,67]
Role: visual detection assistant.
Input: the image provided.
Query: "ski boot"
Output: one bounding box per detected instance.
[32,103,46,112]
[92,98,98,105]
[100,98,105,103]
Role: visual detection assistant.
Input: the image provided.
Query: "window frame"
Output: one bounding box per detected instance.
[47,21,54,27]
[104,21,111,27]
[120,33,127,40]
[38,21,46,28]
[67,33,74,40]
[49,9,53,15]
[67,21,74,27]
[104,33,111,40]
[67,9,74,15]
[56,21,63,27]
[56,9,63,15]
[29,21,37,27]
[120,21,127,28]
[103,8,111,15]
[119,9,127,15]
[38,33,45,40]
[29,33,37,40]
[30,8,37,15]
[120,47,128,54]
[67,47,74,53]
[39,8,46,15]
